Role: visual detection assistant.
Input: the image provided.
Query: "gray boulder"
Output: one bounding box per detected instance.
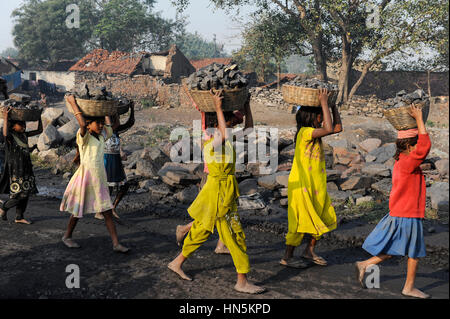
[174,185,199,204]
[340,176,373,191]
[57,119,79,144]
[369,143,396,163]
[41,107,64,128]
[371,179,392,196]
[434,159,449,177]
[238,178,259,196]
[37,124,62,151]
[359,138,382,153]
[362,163,391,177]
[429,182,449,212]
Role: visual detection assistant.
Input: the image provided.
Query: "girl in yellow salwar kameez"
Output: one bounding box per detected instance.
[168,90,265,295]
[280,88,342,269]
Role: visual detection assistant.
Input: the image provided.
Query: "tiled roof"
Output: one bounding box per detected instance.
[69,49,148,75]
[189,58,233,71]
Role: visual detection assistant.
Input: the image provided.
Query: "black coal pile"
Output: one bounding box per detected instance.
[384,89,430,109]
[72,84,115,101]
[1,99,40,110]
[286,77,338,91]
[187,63,249,90]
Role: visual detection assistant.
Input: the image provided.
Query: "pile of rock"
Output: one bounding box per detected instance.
[71,84,115,101]
[286,77,338,91]
[102,117,448,218]
[1,94,41,110]
[28,107,80,168]
[187,63,249,90]
[383,89,430,110]
[341,95,386,118]
[249,87,292,110]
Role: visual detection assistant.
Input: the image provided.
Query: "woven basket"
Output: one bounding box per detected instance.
[282,85,337,107]
[384,101,430,131]
[66,98,119,117]
[188,88,248,112]
[0,106,42,121]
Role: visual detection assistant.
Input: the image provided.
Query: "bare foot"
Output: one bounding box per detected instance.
[95,213,104,220]
[402,288,431,299]
[168,262,192,281]
[0,208,6,221]
[215,245,230,255]
[302,251,327,266]
[355,262,367,288]
[15,219,32,225]
[234,282,266,294]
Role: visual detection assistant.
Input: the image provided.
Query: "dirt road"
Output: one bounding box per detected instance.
[0,193,447,299]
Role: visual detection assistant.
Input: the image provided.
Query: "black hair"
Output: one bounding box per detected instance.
[295,106,323,143]
[84,116,105,127]
[394,136,419,161]
[204,111,235,129]
[9,120,26,128]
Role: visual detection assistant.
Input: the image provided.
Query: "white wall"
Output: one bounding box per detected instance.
[22,70,76,92]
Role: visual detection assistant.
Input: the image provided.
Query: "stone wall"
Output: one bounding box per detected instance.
[349,70,449,99]
[73,72,192,108]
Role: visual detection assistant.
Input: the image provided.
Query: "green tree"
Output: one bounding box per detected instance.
[0,47,20,58]
[94,0,178,52]
[233,12,306,85]
[175,31,227,60]
[12,0,97,66]
[347,0,448,100]
[11,0,183,65]
[172,0,332,81]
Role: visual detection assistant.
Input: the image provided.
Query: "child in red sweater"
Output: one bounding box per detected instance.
[355,104,431,299]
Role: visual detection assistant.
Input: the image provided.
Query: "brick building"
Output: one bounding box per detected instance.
[69,45,196,108]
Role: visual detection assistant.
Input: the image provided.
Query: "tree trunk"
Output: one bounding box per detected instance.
[336,37,352,104]
[427,70,432,98]
[277,62,281,90]
[349,63,372,100]
[311,33,327,81]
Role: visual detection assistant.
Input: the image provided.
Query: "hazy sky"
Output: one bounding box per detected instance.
[0,0,255,54]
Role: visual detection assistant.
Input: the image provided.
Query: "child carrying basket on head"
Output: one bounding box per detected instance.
[0,106,43,224]
[60,95,129,253]
[175,92,252,255]
[281,88,342,268]
[355,104,431,299]
[95,102,135,220]
[168,90,264,295]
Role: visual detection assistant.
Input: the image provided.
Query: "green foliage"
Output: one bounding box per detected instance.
[232,11,307,82]
[175,31,227,60]
[0,47,19,58]
[12,0,182,65]
[12,0,97,65]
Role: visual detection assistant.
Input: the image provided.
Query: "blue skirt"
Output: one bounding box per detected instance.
[104,154,126,184]
[362,214,426,258]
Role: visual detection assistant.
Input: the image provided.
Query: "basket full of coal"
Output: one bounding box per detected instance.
[282,77,338,107]
[383,89,430,131]
[186,63,249,112]
[1,97,43,122]
[66,85,120,117]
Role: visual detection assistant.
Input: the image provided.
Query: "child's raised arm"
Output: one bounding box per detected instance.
[27,117,43,137]
[211,89,227,148]
[331,103,343,134]
[2,106,11,137]
[312,88,334,139]
[66,95,86,136]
